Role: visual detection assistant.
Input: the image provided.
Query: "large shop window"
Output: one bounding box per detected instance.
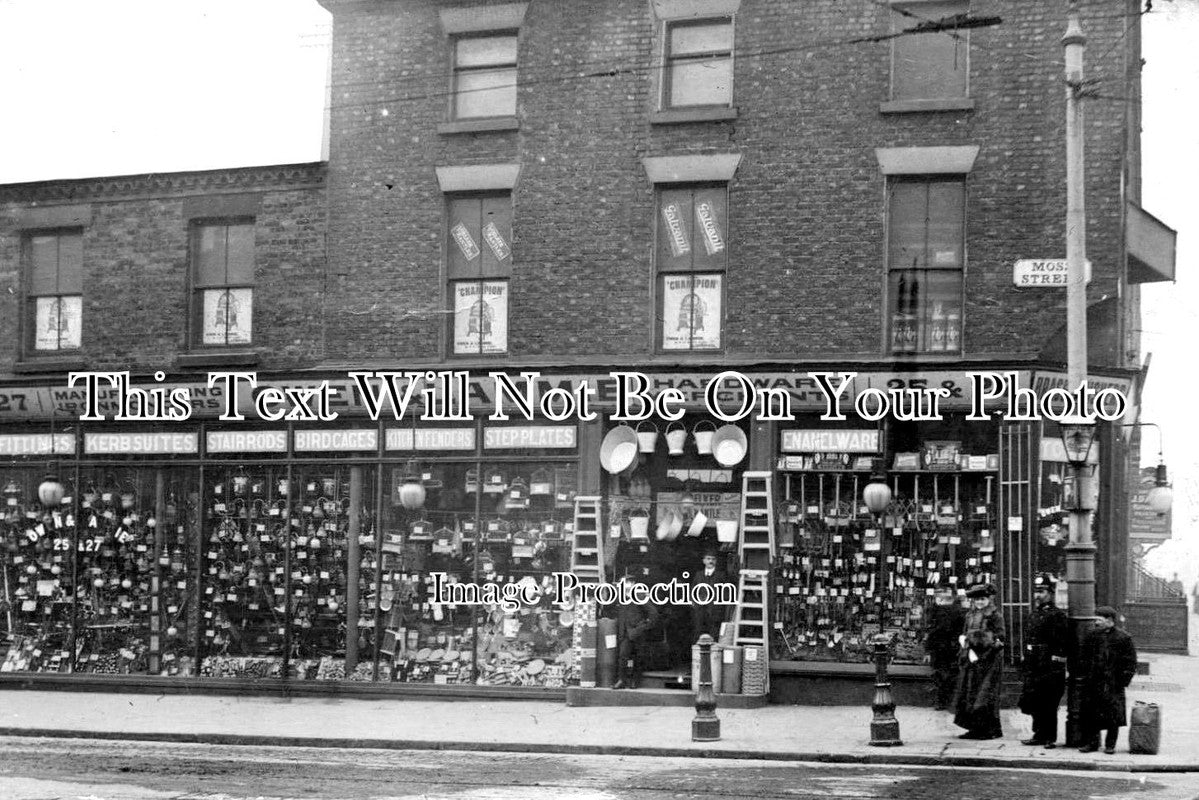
[192,221,255,347]
[657,184,727,351]
[890,1,970,102]
[771,427,1000,665]
[663,18,734,108]
[25,231,83,354]
[887,178,964,354]
[376,458,579,687]
[452,33,518,119]
[448,194,512,355]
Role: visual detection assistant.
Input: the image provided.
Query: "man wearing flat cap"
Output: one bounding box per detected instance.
[1077,606,1138,753]
[1018,573,1069,748]
[952,582,1005,740]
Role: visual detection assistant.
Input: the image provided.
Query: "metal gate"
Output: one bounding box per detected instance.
[997,423,1038,664]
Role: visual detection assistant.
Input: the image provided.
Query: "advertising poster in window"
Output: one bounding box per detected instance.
[660,201,691,258]
[34,296,81,350]
[202,288,252,345]
[454,280,508,354]
[662,274,721,350]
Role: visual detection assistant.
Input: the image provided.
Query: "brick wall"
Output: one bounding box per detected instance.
[0,164,327,376]
[322,0,1138,366]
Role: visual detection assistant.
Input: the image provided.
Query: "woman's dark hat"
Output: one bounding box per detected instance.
[965,583,996,599]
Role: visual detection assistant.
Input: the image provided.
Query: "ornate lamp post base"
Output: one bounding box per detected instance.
[692,634,721,742]
[869,636,903,747]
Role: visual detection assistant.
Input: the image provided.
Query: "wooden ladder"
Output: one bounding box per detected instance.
[569,496,604,584]
[732,471,774,653]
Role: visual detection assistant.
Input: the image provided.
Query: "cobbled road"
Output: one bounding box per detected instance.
[0,737,1197,800]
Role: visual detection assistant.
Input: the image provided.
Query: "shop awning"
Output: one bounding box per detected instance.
[1127,202,1176,284]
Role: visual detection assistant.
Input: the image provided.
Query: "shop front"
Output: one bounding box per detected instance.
[0,365,1135,704]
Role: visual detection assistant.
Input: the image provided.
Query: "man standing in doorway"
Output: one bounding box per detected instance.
[1019,573,1069,748]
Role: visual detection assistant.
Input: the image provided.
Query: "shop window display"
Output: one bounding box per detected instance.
[772,460,998,665]
[2,469,75,672]
[375,460,578,687]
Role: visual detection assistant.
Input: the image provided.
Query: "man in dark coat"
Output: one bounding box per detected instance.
[953,583,1005,739]
[1078,606,1138,754]
[690,549,730,645]
[613,575,661,690]
[924,585,966,710]
[1019,573,1069,748]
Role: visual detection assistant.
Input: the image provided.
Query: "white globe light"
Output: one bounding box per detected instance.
[399,481,426,511]
[1146,485,1173,514]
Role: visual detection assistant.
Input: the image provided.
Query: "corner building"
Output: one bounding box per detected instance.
[0,0,1175,703]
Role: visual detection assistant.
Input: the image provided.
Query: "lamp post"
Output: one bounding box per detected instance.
[1061,1,1095,749]
[1059,413,1098,747]
[863,470,901,746]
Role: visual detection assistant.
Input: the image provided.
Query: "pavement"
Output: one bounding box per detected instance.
[1,649,1196,774]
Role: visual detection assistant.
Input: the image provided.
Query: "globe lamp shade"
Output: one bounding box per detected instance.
[398,480,426,511]
[862,480,892,515]
[38,476,65,507]
[1146,463,1173,514]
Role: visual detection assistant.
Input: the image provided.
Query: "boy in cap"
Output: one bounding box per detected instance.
[1019,573,1069,748]
[1077,606,1138,753]
[613,569,660,690]
[953,583,1005,739]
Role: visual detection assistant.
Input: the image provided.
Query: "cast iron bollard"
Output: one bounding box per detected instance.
[869,634,903,746]
[692,634,721,741]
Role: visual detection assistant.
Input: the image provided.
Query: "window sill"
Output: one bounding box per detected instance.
[880,98,975,114]
[650,107,739,125]
[437,117,520,135]
[12,357,88,375]
[176,350,260,369]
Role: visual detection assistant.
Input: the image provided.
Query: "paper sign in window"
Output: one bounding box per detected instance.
[662,274,721,350]
[201,288,252,345]
[34,295,82,350]
[451,222,481,261]
[482,221,511,261]
[453,280,508,354]
[661,202,691,257]
[695,200,725,256]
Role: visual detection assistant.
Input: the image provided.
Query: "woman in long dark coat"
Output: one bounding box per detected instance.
[1078,606,1138,753]
[953,583,1005,739]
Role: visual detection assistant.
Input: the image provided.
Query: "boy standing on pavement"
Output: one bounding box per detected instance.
[1019,573,1069,748]
[1078,606,1138,754]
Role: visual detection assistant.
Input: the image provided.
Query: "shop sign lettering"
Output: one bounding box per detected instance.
[780,429,880,453]
[84,432,198,455]
[385,427,476,451]
[0,433,75,456]
[293,429,377,452]
[206,430,287,453]
[483,426,576,449]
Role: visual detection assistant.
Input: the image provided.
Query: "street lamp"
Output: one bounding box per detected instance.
[1146,464,1173,514]
[863,467,901,747]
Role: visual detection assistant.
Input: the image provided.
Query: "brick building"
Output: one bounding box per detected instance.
[0,0,1174,701]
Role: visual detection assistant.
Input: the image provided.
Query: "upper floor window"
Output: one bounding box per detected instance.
[890,1,969,102]
[453,33,518,119]
[193,221,254,347]
[26,231,82,353]
[656,184,727,351]
[448,194,512,355]
[663,18,733,108]
[887,178,964,353]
